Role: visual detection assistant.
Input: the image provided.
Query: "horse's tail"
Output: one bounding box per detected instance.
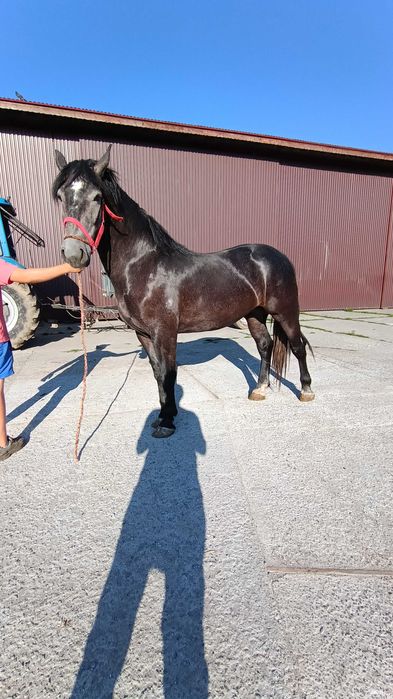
[272,323,315,385]
[272,320,291,385]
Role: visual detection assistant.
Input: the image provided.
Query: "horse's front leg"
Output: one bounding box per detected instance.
[137,332,178,438]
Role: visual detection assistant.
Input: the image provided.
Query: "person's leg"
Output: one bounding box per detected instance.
[0,379,7,447]
[0,342,25,460]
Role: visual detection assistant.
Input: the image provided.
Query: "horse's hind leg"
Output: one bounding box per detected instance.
[246,308,273,401]
[272,309,314,401]
[137,332,178,437]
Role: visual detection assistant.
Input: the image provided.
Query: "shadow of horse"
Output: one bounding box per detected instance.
[71,389,208,699]
[9,335,299,450]
[175,336,300,398]
[7,344,135,439]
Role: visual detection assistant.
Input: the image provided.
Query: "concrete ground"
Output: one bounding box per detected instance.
[1,309,392,699]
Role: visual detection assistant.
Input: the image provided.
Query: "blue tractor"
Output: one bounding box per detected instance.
[0,198,44,348]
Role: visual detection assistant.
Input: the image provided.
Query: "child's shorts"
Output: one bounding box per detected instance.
[0,341,14,379]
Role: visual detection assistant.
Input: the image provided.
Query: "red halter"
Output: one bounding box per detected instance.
[63,203,123,252]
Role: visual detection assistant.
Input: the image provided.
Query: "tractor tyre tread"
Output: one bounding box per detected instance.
[3,283,40,349]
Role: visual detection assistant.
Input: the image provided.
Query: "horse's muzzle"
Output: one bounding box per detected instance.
[61,239,91,269]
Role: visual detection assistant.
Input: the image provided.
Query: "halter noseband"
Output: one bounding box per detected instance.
[63,203,124,252]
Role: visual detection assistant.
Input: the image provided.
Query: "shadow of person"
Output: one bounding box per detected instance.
[7,344,136,438]
[175,336,300,397]
[70,388,208,699]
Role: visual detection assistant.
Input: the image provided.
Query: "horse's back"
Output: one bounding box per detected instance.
[221,242,297,286]
[224,241,293,267]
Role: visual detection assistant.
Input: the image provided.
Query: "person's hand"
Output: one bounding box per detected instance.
[64,263,82,274]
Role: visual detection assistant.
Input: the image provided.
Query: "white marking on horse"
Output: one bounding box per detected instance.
[221,257,260,305]
[71,179,85,193]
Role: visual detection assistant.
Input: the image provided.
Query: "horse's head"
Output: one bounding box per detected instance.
[53,146,112,268]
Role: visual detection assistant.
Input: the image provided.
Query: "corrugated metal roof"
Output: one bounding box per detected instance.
[1,97,393,164]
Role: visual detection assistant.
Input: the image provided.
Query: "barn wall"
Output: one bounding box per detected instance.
[0,128,392,311]
[276,165,392,309]
[380,186,393,308]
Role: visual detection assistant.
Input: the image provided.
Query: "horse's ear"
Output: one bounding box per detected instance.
[94,145,112,177]
[55,149,67,170]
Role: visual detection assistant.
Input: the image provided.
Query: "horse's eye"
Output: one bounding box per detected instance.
[94,194,101,203]
[56,194,62,202]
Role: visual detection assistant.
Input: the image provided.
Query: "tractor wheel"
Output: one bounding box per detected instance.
[2,283,40,349]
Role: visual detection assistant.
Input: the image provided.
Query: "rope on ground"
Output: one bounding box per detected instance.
[74,274,88,463]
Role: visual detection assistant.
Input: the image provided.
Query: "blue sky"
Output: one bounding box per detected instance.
[3,0,393,152]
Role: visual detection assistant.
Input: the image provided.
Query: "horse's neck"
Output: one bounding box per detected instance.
[120,193,156,251]
[99,194,155,280]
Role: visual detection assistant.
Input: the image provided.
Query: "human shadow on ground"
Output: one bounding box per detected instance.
[174,336,300,398]
[7,344,136,439]
[70,388,208,699]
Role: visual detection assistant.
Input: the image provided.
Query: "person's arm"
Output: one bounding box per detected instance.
[9,263,81,284]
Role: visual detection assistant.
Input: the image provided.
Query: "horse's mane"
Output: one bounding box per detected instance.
[141,209,190,256]
[53,159,190,256]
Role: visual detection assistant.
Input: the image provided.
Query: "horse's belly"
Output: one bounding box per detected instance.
[178,298,255,333]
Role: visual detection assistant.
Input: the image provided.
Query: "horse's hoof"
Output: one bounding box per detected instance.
[300,390,315,402]
[151,418,162,429]
[152,426,175,438]
[248,388,266,401]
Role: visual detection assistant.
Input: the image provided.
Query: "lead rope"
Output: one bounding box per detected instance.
[74,274,88,463]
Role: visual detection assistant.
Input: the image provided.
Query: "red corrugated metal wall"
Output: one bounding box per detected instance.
[81,139,280,253]
[0,131,79,307]
[380,187,393,307]
[276,166,392,309]
[0,129,392,311]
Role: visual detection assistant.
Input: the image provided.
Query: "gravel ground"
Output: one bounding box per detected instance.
[1,309,392,698]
